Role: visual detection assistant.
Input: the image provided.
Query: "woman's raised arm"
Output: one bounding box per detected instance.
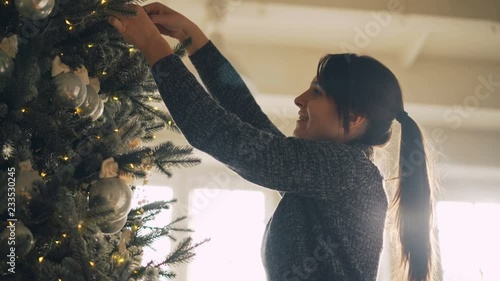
[144,2,284,136]
[107,4,383,199]
[188,41,284,136]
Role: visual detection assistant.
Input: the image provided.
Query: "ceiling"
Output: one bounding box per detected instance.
[170,0,500,64]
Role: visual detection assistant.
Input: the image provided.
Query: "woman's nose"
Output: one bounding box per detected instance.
[294,91,307,108]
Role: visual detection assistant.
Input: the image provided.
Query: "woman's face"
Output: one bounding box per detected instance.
[293,77,346,141]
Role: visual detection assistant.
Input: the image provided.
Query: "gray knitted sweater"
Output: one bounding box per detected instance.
[151,41,388,281]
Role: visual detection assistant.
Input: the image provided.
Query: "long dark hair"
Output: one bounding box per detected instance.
[316,53,437,281]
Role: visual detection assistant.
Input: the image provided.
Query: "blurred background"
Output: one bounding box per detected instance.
[135,0,500,280]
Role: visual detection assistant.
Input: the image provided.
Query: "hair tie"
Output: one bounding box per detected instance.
[396,111,408,123]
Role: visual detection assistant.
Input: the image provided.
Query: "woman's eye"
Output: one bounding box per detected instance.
[312,88,321,95]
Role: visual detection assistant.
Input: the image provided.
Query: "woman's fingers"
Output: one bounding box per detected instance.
[148,14,182,37]
[142,2,160,14]
[148,14,173,25]
[142,3,191,40]
[106,3,168,53]
[143,2,174,15]
[142,3,156,15]
[107,16,125,33]
[154,23,172,36]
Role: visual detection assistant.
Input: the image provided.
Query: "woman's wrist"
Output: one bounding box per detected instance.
[143,37,175,67]
[180,24,209,56]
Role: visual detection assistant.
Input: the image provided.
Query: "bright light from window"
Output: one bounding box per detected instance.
[131,185,173,267]
[436,201,500,281]
[188,188,267,281]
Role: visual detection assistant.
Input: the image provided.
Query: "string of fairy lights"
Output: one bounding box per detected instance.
[34,207,146,278]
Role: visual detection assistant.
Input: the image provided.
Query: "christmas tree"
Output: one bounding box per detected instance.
[0,0,207,280]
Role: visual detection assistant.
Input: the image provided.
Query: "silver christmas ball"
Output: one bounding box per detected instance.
[78,85,100,118]
[0,50,14,80]
[15,0,55,20]
[0,221,34,257]
[89,178,132,222]
[89,96,104,121]
[53,72,87,108]
[99,215,127,234]
[17,168,43,199]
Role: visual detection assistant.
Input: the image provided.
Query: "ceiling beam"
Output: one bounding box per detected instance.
[399,32,428,68]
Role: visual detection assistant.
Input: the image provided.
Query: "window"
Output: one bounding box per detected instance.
[436,201,500,281]
[187,188,267,281]
[135,169,279,281]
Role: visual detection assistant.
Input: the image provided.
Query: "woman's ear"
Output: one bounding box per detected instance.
[349,113,368,136]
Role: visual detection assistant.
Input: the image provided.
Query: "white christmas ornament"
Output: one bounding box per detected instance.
[89,178,132,231]
[118,229,132,253]
[118,171,134,185]
[89,77,101,93]
[15,0,55,20]
[52,72,88,108]
[0,221,34,256]
[0,35,18,59]
[99,157,119,178]
[17,159,43,199]
[98,157,134,184]
[89,97,104,121]
[51,57,104,118]
[51,56,91,84]
[77,85,100,118]
[99,215,127,234]
[0,50,14,79]
[73,66,90,85]
[2,142,14,160]
[51,56,70,77]
[90,158,134,234]
[128,139,142,149]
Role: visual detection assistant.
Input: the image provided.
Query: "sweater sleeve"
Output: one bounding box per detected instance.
[151,54,381,199]
[188,40,284,137]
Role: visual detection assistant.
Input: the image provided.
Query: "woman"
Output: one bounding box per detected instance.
[108,3,437,281]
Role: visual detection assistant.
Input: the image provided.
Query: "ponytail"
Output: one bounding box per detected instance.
[313,52,438,279]
[391,112,436,281]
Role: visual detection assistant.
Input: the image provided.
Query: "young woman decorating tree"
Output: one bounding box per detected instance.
[108,3,438,281]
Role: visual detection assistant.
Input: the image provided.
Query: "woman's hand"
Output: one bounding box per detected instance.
[108,4,174,66]
[143,2,209,55]
[142,2,192,41]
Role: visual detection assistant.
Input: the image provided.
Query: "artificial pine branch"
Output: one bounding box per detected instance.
[140,210,162,223]
[150,142,201,176]
[143,122,168,135]
[133,218,183,247]
[127,95,181,132]
[173,37,193,57]
[159,270,177,279]
[104,4,137,18]
[161,237,210,266]
[132,199,175,214]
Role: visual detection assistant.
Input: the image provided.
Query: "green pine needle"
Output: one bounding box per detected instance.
[173,37,193,57]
